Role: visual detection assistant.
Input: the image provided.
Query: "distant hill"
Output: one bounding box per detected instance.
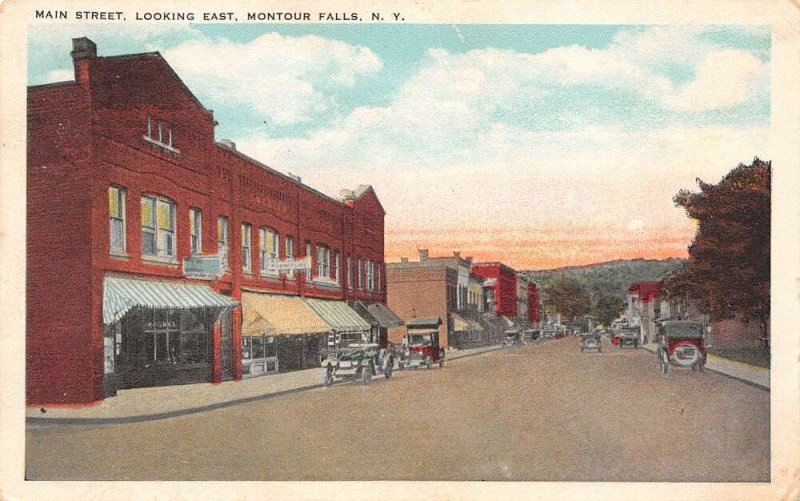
[522,258,686,300]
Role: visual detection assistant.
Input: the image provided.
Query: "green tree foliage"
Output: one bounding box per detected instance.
[526,258,684,303]
[543,277,591,324]
[592,292,626,327]
[664,158,770,337]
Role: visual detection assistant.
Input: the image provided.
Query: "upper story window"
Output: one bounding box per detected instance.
[305,241,312,277]
[347,256,353,289]
[141,196,176,261]
[366,260,375,291]
[259,228,279,276]
[285,236,295,278]
[241,223,252,274]
[217,216,229,266]
[334,252,341,284]
[144,116,179,154]
[189,208,202,255]
[357,258,363,290]
[316,245,330,279]
[108,186,126,256]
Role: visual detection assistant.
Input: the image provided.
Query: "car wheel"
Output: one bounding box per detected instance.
[323,367,334,386]
[659,349,669,377]
[425,356,433,370]
[384,359,393,379]
[361,364,373,386]
[439,351,445,368]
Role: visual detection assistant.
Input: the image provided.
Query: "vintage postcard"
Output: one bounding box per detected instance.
[1,0,799,500]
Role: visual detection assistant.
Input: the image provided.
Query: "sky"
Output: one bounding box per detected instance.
[28,23,771,270]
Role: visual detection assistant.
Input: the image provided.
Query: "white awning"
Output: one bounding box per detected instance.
[103,276,238,325]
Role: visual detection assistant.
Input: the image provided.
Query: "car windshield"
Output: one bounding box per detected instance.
[408,333,432,345]
[665,323,703,339]
[338,333,367,348]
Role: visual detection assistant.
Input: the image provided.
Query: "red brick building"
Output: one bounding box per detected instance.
[385,264,458,348]
[27,38,389,404]
[471,262,519,318]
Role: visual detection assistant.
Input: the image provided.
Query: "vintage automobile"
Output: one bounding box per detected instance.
[321,331,395,386]
[503,329,522,347]
[541,325,556,340]
[657,320,707,376]
[398,319,445,370]
[580,330,602,353]
[524,328,541,342]
[616,327,640,348]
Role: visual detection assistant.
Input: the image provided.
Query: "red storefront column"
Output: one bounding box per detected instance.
[231,307,243,380]
[211,322,222,383]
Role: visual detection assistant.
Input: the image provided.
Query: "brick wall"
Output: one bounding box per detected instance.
[386,266,455,347]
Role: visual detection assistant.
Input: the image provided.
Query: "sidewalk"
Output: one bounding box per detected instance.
[26,344,502,425]
[640,343,769,390]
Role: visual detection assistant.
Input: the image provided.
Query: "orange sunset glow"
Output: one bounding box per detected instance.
[385,223,695,270]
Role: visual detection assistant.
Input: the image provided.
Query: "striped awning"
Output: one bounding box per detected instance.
[451,312,470,332]
[303,298,371,333]
[366,303,403,329]
[242,293,330,336]
[103,276,238,325]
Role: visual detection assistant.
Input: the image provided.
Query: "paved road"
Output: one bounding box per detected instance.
[26,337,769,481]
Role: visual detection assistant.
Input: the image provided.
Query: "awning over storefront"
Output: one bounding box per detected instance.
[103,276,238,325]
[451,313,470,332]
[304,298,371,333]
[347,301,380,327]
[242,293,330,336]
[242,313,275,337]
[406,318,443,331]
[366,303,403,329]
[451,313,485,332]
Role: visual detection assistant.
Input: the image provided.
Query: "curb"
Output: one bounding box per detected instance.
[638,345,770,392]
[27,346,504,427]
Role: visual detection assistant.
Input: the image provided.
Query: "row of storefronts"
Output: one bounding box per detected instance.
[26,38,394,404]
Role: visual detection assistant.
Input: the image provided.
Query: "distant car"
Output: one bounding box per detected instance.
[617,327,640,348]
[580,331,602,353]
[503,330,521,347]
[541,325,556,340]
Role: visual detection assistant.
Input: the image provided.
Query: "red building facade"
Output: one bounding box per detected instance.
[27,38,387,404]
[471,262,518,318]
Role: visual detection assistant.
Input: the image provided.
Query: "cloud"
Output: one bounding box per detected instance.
[162,33,383,126]
[663,49,768,112]
[45,68,74,82]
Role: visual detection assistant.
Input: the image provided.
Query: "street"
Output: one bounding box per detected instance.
[26,337,769,481]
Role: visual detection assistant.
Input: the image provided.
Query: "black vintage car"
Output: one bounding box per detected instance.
[580,330,602,353]
[616,327,640,348]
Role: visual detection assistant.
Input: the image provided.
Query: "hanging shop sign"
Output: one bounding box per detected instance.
[183,250,226,280]
[265,256,311,272]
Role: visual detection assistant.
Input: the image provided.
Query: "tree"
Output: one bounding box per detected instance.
[664,158,770,341]
[592,292,626,327]
[542,276,591,325]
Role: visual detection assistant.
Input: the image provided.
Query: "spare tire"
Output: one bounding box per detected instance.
[671,341,702,368]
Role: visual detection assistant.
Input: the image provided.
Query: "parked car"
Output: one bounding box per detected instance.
[399,330,445,370]
[503,329,522,347]
[657,320,707,376]
[525,328,541,342]
[580,331,602,353]
[541,325,556,340]
[617,327,640,348]
[321,332,395,386]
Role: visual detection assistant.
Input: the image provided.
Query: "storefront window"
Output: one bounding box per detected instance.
[116,309,211,368]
